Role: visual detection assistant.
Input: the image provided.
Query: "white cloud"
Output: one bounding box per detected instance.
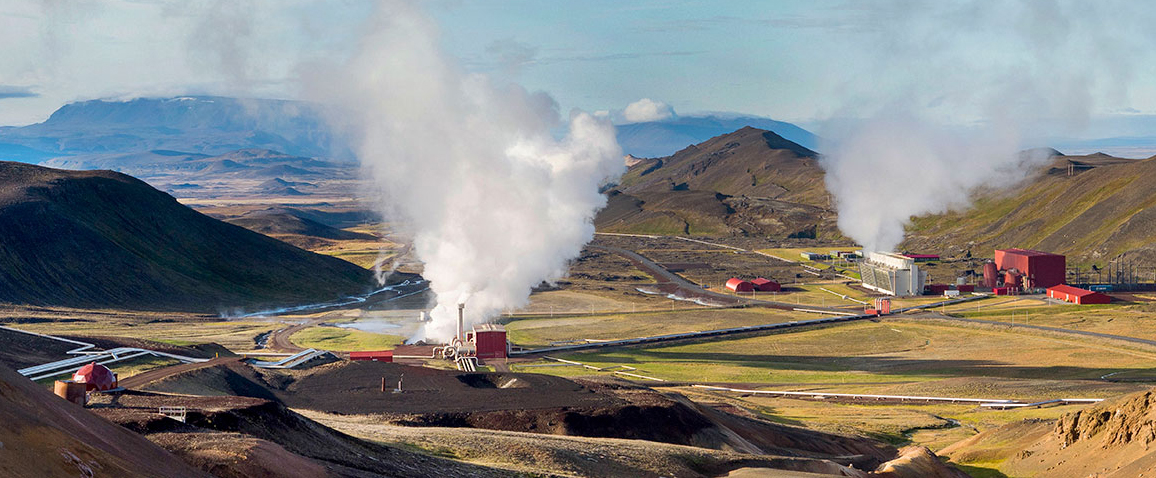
[622,98,674,123]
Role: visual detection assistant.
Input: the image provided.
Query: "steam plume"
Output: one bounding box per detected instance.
[306,1,624,342]
[818,0,1151,253]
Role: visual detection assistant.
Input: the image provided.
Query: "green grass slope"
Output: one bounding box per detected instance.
[0,161,374,312]
[904,153,1156,266]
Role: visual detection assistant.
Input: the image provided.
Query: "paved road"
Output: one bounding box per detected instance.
[906,313,1156,348]
[264,280,431,353]
[119,356,241,389]
[590,244,851,314]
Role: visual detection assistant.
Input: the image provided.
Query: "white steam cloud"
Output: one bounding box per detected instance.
[306,1,624,342]
[819,0,1153,253]
[822,118,1039,253]
[623,98,674,123]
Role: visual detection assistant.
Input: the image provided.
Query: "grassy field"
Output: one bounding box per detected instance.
[290,326,405,351]
[521,319,1156,388]
[708,281,873,308]
[939,295,1058,314]
[512,314,1156,459]
[757,247,862,279]
[503,307,814,348]
[513,317,1154,444]
[12,317,278,351]
[513,288,676,315]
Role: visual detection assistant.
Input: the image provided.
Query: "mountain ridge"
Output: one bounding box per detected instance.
[0,161,374,312]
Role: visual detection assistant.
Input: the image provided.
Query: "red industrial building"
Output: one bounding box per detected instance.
[995,249,1066,288]
[1047,285,1111,305]
[925,284,951,295]
[350,350,394,362]
[725,278,755,292]
[72,362,117,391]
[751,277,781,292]
[468,324,508,359]
[865,297,891,315]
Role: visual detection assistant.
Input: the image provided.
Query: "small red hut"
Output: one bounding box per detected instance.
[72,362,118,392]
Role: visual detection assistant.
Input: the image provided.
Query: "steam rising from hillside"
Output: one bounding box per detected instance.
[306,1,624,342]
[819,1,1152,253]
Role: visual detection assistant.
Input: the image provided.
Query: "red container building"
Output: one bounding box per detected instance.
[349,350,394,362]
[1047,285,1111,305]
[994,249,1066,288]
[751,278,781,292]
[925,284,950,295]
[725,278,755,292]
[469,324,508,359]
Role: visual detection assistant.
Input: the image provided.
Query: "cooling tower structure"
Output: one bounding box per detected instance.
[858,252,928,296]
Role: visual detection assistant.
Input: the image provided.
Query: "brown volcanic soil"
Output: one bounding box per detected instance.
[0,363,209,478]
[0,160,374,312]
[132,359,971,477]
[88,390,507,477]
[58,334,232,359]
[942,387,1156,477]
[263,361,620,414]
[0,326,232,372]
[148,361,898,467]
[0,326,79,370]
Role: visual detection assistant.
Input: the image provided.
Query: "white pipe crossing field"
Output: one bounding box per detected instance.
[5,325,328,379]
[693,385,1104,409]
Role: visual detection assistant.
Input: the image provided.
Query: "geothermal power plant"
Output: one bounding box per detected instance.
[350,304,509,372]
[850,246,1122,306]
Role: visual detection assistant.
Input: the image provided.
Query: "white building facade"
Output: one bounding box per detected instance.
[858,252,927,296]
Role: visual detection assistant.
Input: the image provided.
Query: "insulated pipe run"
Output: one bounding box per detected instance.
[457,303,465,344]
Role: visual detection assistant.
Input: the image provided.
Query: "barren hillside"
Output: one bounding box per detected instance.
[0,161,374,311]
[596,127,837,238]
[0,363,210,478]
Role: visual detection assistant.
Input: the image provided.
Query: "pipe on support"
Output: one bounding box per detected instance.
[457,303,465,344]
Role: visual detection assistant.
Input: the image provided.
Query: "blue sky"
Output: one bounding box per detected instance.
[1,0,1154,143]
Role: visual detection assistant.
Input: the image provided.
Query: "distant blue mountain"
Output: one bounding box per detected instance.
[615,115,820,158]
[0,96,352,163]
[0,97,822,167]
[1048,136,1156,159]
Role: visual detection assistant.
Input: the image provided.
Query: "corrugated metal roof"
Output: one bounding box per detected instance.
[1047,284,1097,297]
[998,248,1062,258]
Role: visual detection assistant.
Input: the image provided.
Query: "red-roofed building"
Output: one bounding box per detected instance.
[1047,285,1110,305]
[469,324,508,359]
[725,278,754,292]
[72,362,117,391]
[350,350,393,362]
[751,277,780,292]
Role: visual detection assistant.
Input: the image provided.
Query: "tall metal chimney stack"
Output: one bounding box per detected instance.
[457,303,465,343]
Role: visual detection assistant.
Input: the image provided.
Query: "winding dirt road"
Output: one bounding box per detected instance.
[119,356,241,389]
